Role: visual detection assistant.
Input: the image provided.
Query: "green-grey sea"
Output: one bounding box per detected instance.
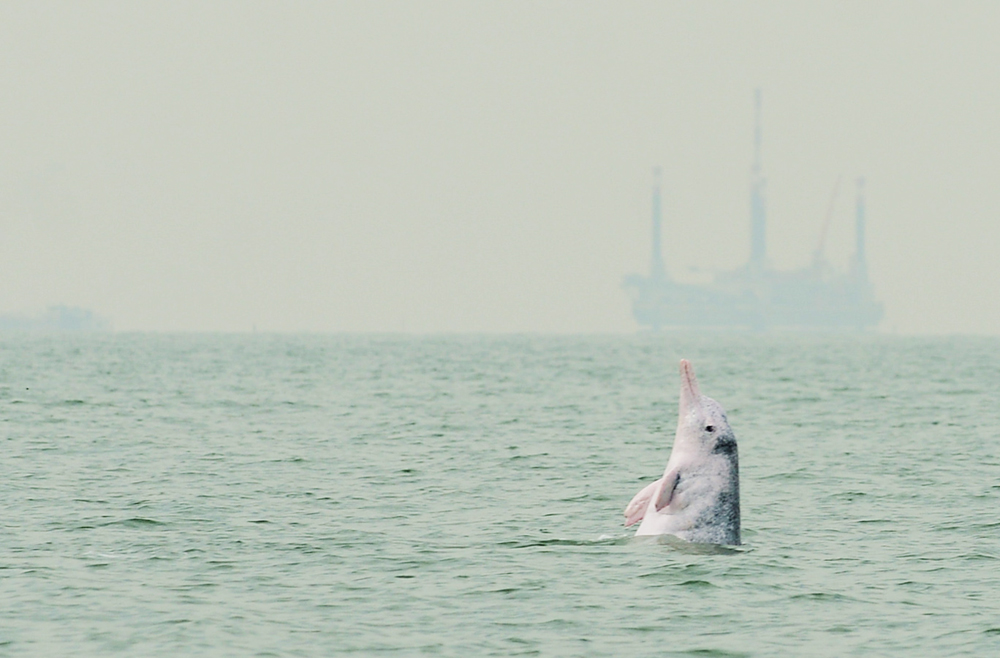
[2,333,999,657]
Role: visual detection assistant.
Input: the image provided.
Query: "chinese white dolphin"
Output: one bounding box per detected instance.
[624,359,740,545]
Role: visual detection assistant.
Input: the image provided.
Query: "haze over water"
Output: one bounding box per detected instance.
[3,333,998,656]
[4,3,1000,333]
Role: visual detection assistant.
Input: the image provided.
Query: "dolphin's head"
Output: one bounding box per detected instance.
[674,359,737,457]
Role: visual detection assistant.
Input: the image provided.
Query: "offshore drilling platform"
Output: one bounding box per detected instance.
[623,92,883,331]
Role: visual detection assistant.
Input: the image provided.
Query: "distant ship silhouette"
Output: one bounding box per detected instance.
[624,91,882,331]
[0,305,111,332]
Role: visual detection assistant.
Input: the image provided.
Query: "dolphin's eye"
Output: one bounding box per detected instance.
[705,425,715,432]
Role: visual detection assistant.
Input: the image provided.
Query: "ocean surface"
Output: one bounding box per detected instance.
[1,333,999,657]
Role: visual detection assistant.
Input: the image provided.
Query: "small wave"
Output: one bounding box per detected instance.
[973,520,1000,529]
[99,517,167,528]
[789,591,861,603]
[631,535,746,554]
[830,490,869,500]
[959,552,1000,561]
[677,579,716,588]
[498,535,632,549]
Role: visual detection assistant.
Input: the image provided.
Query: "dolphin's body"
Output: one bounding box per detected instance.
[624,360,740,545]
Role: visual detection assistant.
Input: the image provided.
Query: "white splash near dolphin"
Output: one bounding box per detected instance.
[624,359,741,545]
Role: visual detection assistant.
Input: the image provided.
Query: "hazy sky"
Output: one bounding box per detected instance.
[2,2,999,333]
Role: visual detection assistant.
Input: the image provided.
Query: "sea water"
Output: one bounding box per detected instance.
[1,333,999,656]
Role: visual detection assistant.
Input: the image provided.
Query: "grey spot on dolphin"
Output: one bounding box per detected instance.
[624,359,741,546]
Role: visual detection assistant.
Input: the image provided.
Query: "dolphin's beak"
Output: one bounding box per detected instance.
[678,359,702,417]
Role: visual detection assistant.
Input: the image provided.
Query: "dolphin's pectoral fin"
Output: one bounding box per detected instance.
[624,479,660,527]
[653,469,680,512]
